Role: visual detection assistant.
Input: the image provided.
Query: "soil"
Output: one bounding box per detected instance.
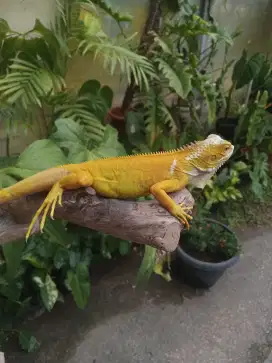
[181,245,227,263]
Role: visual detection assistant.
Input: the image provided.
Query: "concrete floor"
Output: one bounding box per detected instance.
[6,228,272,363]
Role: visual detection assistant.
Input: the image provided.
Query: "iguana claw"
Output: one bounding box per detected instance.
[173,203,193,229]
[26,183,63,240]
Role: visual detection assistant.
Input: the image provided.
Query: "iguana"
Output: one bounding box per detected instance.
[0,134,233,240]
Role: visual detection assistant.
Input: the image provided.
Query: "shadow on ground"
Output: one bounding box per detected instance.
[6,251,205,363]
[5,227,272,363]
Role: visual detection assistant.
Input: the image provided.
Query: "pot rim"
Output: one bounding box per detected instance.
[177,217,240,270]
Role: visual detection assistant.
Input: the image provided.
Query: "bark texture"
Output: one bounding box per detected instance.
[0,188,194,252]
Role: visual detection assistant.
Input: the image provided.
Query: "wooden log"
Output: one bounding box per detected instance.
[0,188,194,252]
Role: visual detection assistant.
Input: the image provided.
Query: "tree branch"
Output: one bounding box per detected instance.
[0,188,194,252]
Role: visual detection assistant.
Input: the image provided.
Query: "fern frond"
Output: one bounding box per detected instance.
[54,98,105,144]
[0,57,66,108]
[55,0,67,25]
[144,89,177,148]
[155,58,192,98]
[90,0,132,25]
[151,32,173,54]
[78,36,155,90]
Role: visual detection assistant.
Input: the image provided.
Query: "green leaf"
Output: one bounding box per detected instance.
[206,94,217,125]
[156,58,192,98]
[78,36,155,91]
[100,86,114,108]
[44,219,73,247]
[40,274,59,311]
[3,167,37,181]
[52,118,126,163]
[0,172,17,188]
[136,245,157,286]
[33,19,70,67]
[176,62,193,98]
[118,240,131,256]
[253,59,272,89]
[69,250,81,269]
[90,125,126,158]
[67,263,91,309]
[19,331,40,352]
[78,79,113,108]
[232,50,247,86]
[233,161,248,172]
[54,247,70,269]
[2,239,25,281]
[126,111,146,148]
[78,79,101,95]
[144,89,176,148]
[0,57,65,108]
[91,0,133,24]
[22,254,49,269]
[0,19,10,34]
[51,118,103,162]
[16,139,67,171]
[232,51,265,89]
[32,269,46,288]
[53,95,107,140]
[52,117,91,148]
[153,33,173,54]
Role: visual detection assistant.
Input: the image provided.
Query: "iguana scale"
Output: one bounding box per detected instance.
[0,134,234,240]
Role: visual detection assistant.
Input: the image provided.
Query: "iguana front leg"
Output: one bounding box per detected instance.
[150,177,193,229]
[26,171,93,240]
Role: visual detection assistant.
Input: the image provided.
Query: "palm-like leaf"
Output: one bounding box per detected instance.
[90,0,132,24]
[0,58,65,108]
[143,89,177,148]
[53,96,106,144]
[0,0,154,130]
[78,36,155,90]
[155,58,192,98]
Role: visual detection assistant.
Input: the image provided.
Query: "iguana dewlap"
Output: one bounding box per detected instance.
[0,134,234,239]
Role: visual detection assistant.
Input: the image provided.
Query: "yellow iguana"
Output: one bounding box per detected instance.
[0,134,234,240]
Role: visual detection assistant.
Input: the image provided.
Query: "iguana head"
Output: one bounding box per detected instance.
[184,134,234,188]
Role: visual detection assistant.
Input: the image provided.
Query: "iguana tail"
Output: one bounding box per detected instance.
[0,167,70,204]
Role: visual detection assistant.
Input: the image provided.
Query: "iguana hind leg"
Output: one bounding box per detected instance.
[150,178,193,229]
[26,171,93,240]
[26,183,63,240]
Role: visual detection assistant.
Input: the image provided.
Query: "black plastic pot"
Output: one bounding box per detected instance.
[171,219,240,289]
[215,117,239,141]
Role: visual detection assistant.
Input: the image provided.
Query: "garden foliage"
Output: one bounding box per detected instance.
[0,0,271,352]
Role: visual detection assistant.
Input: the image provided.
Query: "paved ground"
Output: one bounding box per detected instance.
[6,227,272,363]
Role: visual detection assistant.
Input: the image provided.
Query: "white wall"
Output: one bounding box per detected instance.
[211,0,272,87]
[0,0,56,31]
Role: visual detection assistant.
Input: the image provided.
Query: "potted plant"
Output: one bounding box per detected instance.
[216,49,272,141]
[171,216,241,288]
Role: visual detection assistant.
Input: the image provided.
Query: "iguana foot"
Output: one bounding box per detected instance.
[26,183,63,240]
[173,203,193,229]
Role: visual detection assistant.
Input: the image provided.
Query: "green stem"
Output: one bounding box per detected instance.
[6,134,10,157]
[224,81,236,119]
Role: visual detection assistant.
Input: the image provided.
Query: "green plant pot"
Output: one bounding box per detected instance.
[171,218,240,289]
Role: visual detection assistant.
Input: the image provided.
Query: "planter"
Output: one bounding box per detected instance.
[215,117,239,141]
[171,218,240,288]
[104,106,127,139]
[106,106,125,122]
